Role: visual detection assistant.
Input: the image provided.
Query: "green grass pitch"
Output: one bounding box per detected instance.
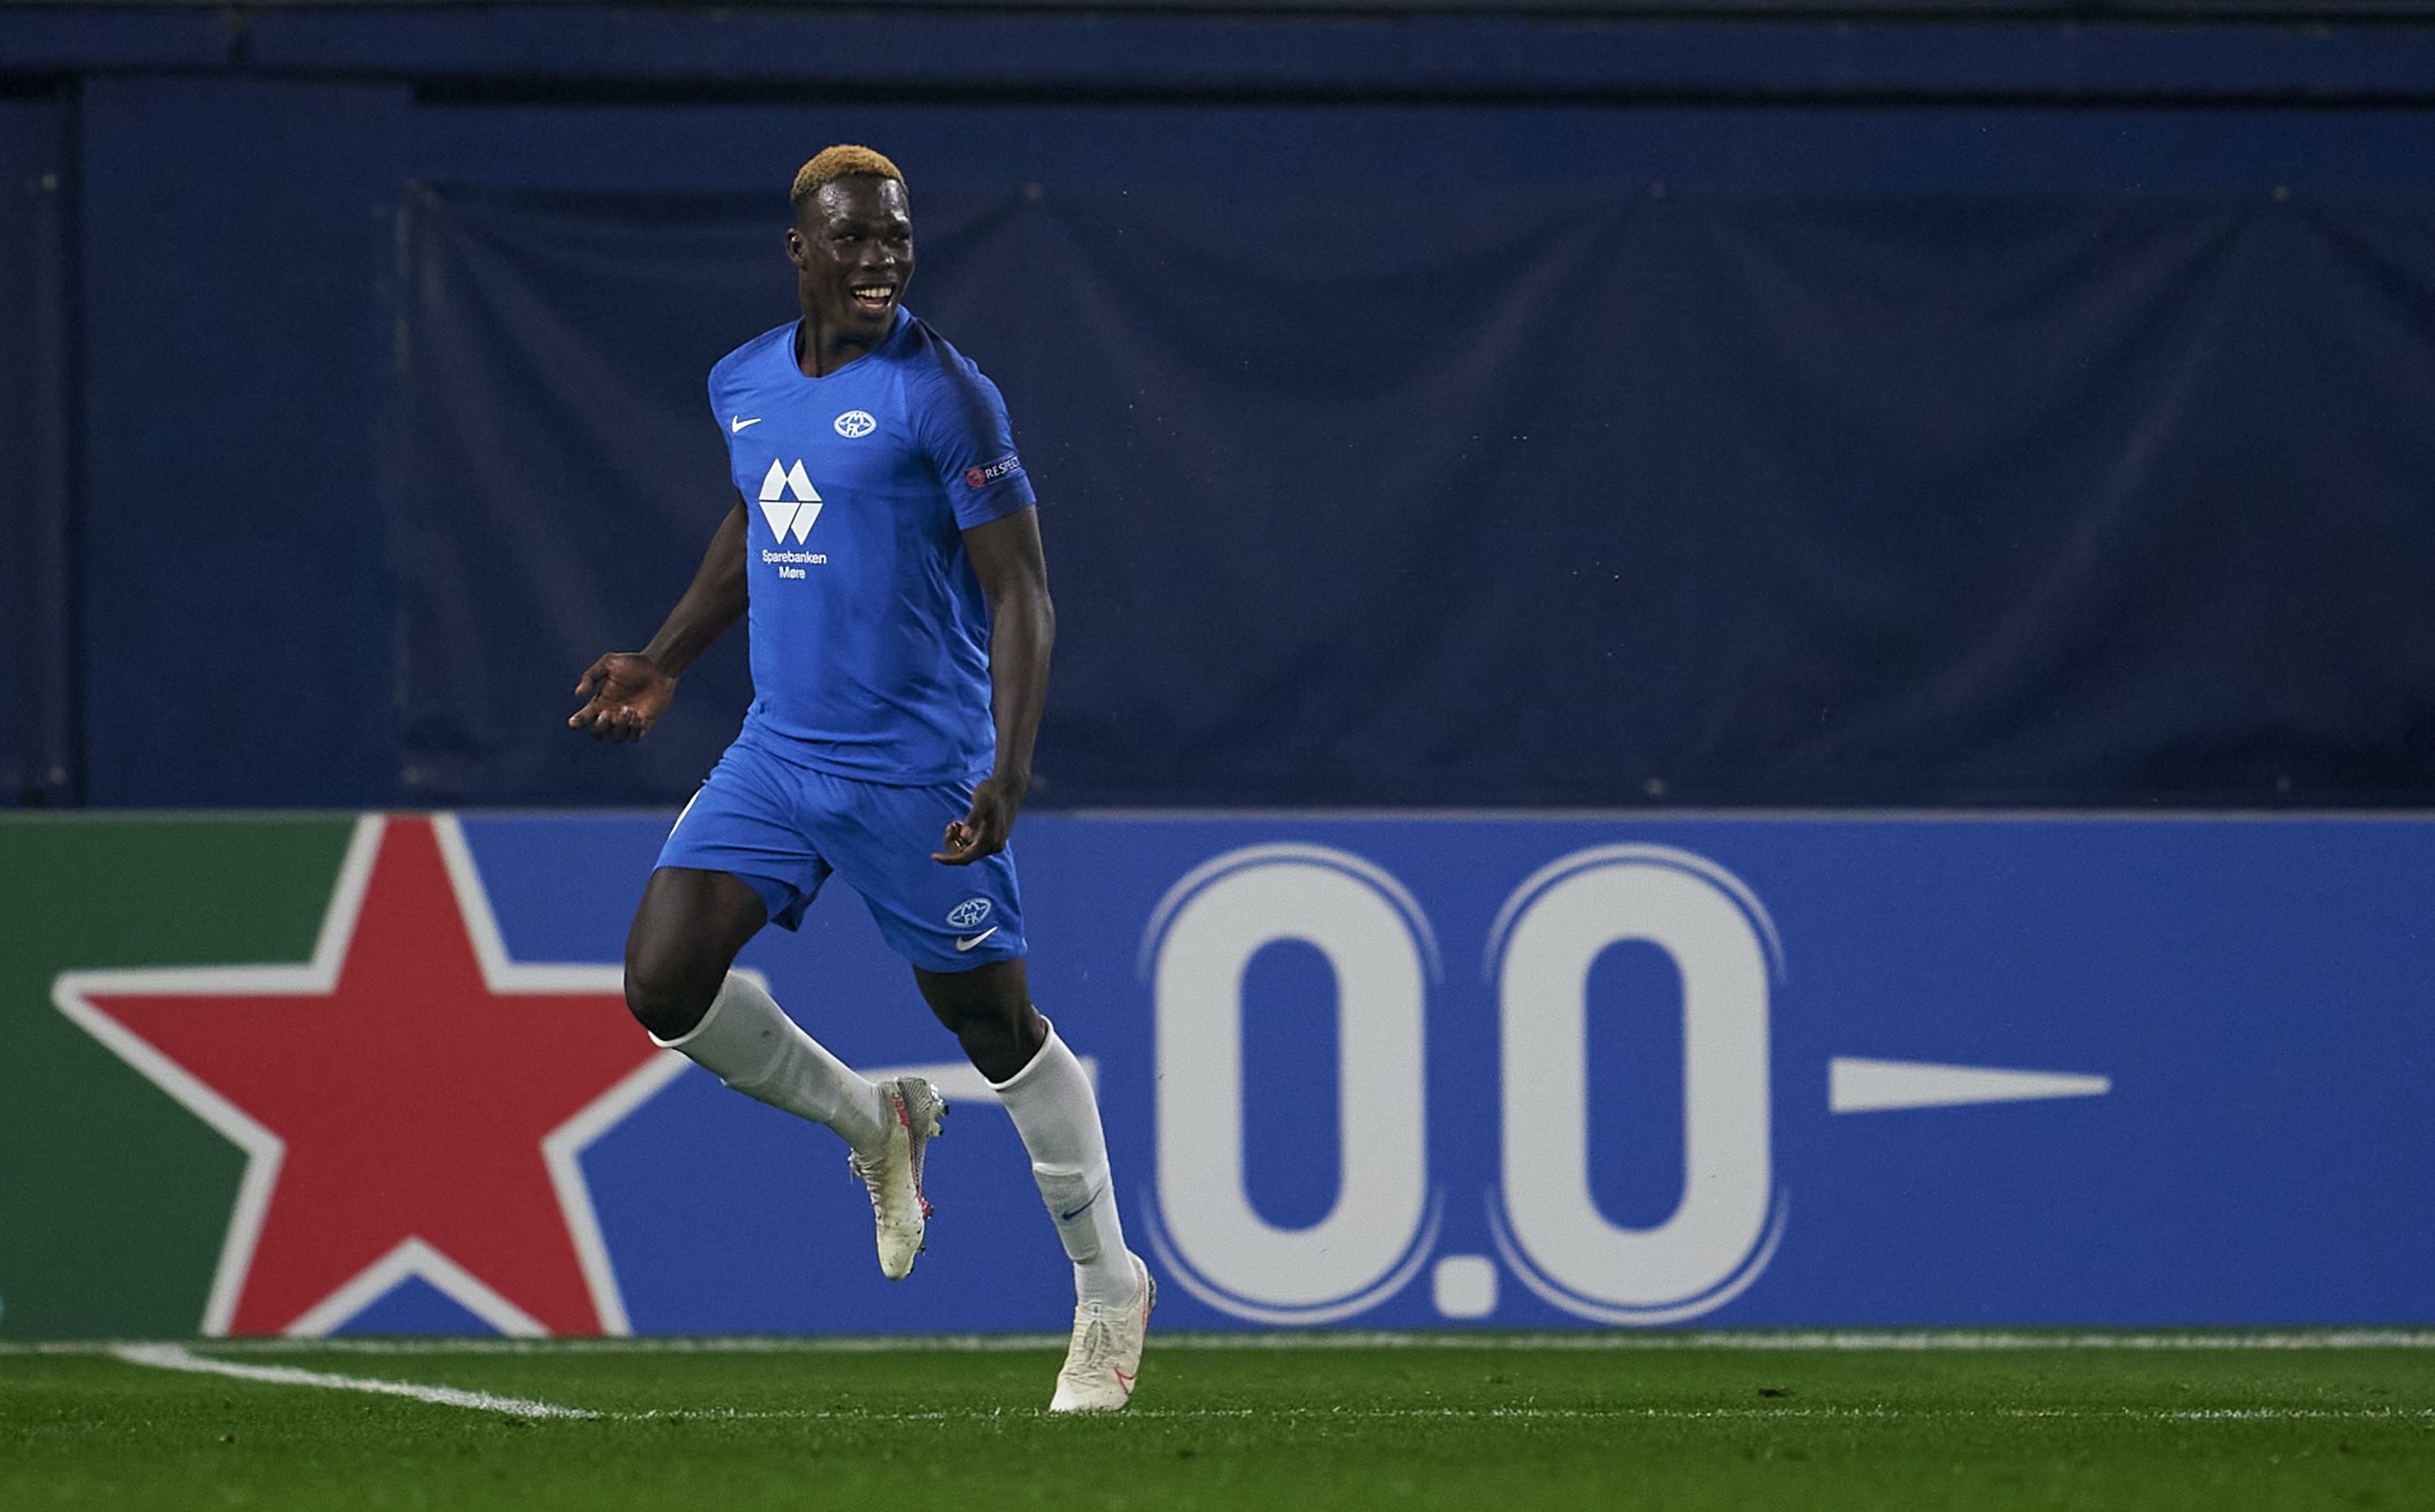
[6,1333,2433,1510]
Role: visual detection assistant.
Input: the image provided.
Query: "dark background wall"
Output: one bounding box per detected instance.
[8,3,2435,810]
[1,93,71,809]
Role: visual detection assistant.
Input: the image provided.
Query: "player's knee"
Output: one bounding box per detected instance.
[950,1000,1045,1083]
[623,936,719,1042]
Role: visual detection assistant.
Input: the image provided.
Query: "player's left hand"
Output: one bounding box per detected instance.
[934,772,1028,865]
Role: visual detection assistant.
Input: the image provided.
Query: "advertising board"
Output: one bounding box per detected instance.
[6,810,2428,1337]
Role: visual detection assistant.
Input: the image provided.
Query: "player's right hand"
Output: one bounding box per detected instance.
[568,653,675,743]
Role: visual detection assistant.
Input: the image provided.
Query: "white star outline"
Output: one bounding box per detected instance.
[49,814,691,1338]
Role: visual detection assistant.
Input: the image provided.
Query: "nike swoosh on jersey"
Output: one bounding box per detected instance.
[730,416,763,433]
[955,926,999,952]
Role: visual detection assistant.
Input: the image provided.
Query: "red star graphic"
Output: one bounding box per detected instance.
[57,816,673,1337]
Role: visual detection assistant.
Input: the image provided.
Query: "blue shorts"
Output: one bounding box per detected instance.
[656,730,1025,974]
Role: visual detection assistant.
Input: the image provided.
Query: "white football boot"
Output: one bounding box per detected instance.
[846,1076,946,1281]
[1049,1252,1155,1413]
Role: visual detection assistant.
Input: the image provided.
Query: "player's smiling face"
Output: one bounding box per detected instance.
[789,175,915,355]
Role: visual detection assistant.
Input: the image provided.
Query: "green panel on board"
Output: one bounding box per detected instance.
[0,816,359,1338]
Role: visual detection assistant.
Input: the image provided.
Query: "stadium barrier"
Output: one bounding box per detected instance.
[5,808,2429,1339]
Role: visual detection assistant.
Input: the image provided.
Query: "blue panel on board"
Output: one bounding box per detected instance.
[331,1276,508,1337]
[449,809,2435,1332]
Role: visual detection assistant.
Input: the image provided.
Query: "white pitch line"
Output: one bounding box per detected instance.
[561,1406,2435,1424]
[610,1409,822,1421]
[109,1343,595,1420]
[578,1404,2435,1424]
[399,1405,2435,1425]
[2002,1406,2435,1423]
[15,1329,2434,1363]
[79,1352,2435,1427]
[653,1403,2435,1424]
[1149,1329,2435,1355]
[15,1328,2435,1359]
[1119,1406,2435,1423]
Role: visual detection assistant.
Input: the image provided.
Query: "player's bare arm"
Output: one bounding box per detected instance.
[936,505,1054,865]
[567,493,748,743]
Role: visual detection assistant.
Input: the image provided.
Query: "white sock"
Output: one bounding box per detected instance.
[653,972,887,1155]
[993,1020,1135,1307]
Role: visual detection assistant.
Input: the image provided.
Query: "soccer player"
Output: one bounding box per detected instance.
[567,145,1149,1411]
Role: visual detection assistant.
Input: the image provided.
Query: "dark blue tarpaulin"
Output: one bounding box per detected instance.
[0,98,72,808]
[397,183,2435,808]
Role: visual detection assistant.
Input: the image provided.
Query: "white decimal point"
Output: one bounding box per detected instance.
[1489,846,1786,1325]
[1144,845,1438,1324]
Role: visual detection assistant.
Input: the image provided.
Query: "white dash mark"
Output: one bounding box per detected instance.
[1829,1057,2110,1114]
[110,1342,595,1419]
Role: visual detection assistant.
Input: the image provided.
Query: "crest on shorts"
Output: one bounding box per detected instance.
[946,898,993,929]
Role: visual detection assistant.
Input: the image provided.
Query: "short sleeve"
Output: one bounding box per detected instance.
[911,358,1038,530]
[708,364,745,472]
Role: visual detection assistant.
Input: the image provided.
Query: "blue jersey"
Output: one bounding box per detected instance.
[709,310,1036,784]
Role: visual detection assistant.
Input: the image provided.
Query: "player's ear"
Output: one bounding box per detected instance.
[785,226,808,265]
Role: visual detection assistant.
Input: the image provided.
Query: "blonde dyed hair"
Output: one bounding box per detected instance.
[791,145,907,211]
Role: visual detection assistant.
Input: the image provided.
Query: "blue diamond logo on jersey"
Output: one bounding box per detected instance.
[946,898,992,929]
[834,410,877,438]
[757,459,825,544]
